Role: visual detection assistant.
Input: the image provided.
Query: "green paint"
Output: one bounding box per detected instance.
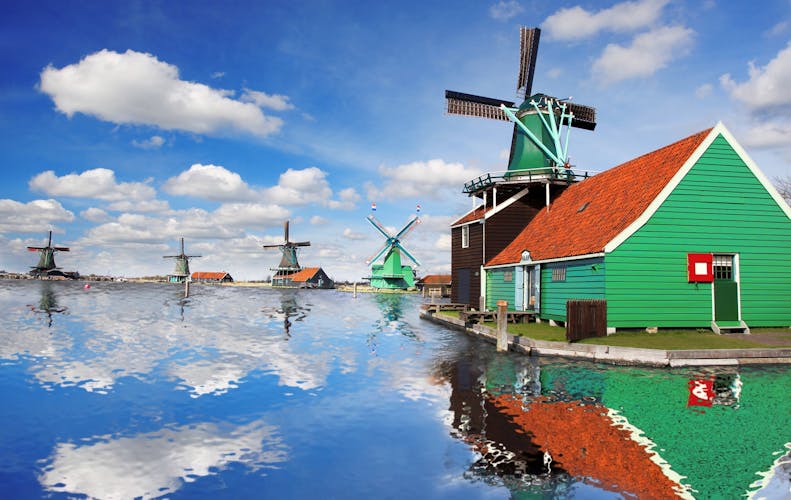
[714,279,739,322]
[486,268,516,310]
[606,134,791,328]
[370,249,416,289]
[540,258,604,321]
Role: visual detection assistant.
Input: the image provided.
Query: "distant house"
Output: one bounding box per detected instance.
[483,123,791,333]
[417,274,452,297]
[191,271,233,283]
[274,267,334,289]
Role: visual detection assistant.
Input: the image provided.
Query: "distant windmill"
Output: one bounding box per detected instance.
[163,238,201,283]
[365,214,420,290]
[27,231,70,277]
[263,221,310,284]
[445,27,596,175]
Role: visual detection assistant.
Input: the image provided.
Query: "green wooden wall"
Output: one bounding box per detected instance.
[486,268,515,310]
[540,258,605,321]
[606,134,791,328]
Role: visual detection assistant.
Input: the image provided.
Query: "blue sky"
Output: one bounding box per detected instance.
[2,0,791,281]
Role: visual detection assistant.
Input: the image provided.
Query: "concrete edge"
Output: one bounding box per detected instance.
[420,311,791,367]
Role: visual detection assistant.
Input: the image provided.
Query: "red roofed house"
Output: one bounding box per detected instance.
[483,123,791,333]
[275,267,334,289]
[191,271,234,283]
[416,274,452,297]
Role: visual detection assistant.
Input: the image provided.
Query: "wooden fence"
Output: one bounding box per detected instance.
[566,299,607,342]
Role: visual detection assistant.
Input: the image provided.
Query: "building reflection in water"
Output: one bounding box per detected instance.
[369,294,420,353]
[261,290,308,339]
[28,282,68,328]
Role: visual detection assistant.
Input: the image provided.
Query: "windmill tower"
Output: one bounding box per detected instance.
[446,27,597,199]
[365,214,420,290]
[263,220,310,286]
[163,238,201,283]
[27,231,70,277]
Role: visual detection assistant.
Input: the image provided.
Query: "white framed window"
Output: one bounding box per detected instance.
[461,225,469,248]
[552,265,566,282]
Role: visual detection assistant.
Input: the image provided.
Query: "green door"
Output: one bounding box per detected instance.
[713,255,739,323]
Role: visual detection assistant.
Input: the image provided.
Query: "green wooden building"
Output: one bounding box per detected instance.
[484,123,791,333]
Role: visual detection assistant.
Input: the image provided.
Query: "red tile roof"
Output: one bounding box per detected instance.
[418,274,452,285]
[191,271,230,280]
[286,267,320,282]
[487,128,712,266]
[452,205,487,226]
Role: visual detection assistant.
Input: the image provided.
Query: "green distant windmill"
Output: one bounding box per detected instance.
[445,27,596,178]
[27,231,70,277]
[163,238,201,283]
[365,214,420,290]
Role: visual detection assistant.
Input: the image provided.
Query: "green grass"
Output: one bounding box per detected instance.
[480,321,566,342]
[577,330,778,350]
[436,310,461,319]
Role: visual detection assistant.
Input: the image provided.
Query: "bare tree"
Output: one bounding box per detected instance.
[775,175,791,205]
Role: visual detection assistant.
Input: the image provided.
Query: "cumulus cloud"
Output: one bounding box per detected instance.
[240,89,294,111]
[695,83,713,99]
[212,203,290,227]
[39,49,283,138]
[342,228,367,241]
[106,199,170,213]
[131,135,165,149]
[0,199,75,233]
[489,1,523,21]
[328,187,360,210]
[29,168,156,202]
[163,164,257,201]
[592,26,694,85]
[264,167,333,206]
[364,159,480,201]
[310,215,328,225]
[543,0,669,40]
[80,207,110,222]
[720,41,791,112]
[741,122,791,149]
[434,234,451,250]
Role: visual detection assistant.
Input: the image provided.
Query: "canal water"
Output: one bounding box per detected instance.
[0,280,788,499]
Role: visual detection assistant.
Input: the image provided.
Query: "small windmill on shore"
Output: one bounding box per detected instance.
[163,238,201,283]
[365,214,420,290]
[27,231,71,277]
[263,221,310,285]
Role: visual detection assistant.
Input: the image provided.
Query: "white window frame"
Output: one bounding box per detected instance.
[461,225,469,249]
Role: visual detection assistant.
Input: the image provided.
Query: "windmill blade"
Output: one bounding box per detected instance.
[395,242,421,267]
[53,246,70,251]
[561,100,597,131]
[445,90,514,121]
[366,214,394,239]
[365,242,391,265]
[395,216,420,241]
[262,244,282,249]
[294,241,311,247]
[27,247,45,251]
[517,27,541,97]
[283,221,290,243]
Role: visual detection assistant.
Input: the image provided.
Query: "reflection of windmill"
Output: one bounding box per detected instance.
[263,221,310,285]
[163,238,201,283]
[27,231,70,277]
[445,27,596,190]
[365,214,420,290]
[28,281,68,327]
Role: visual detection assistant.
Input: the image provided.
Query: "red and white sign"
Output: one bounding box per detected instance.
[687,253,713,282]
[687,378,715,407]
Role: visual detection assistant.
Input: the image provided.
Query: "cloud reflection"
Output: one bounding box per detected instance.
[39,420,288,500]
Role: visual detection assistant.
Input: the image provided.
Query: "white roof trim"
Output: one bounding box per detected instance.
[604,122,791,254]
[485,252,605,269]
[450,187,530,228]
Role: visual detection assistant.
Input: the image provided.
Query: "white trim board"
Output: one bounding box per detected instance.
[450,187,531,228]
[604,122,791,254]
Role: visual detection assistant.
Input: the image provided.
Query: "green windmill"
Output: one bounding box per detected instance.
[445,26,596,188]
[27,231,70,277]
[365,214,420,290]
[163,238,201,283]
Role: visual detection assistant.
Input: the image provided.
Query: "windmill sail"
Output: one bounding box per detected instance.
[446,91,514,121]
[517,27,540,97]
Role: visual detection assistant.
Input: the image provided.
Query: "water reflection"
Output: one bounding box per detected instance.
[260,289,308,339]
[39,419,288,499]
[437,351,791,498]
[27,282,68,328]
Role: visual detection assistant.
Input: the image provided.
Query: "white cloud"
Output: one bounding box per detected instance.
[328,187,360,210]
[695,83,713,99]
[29,168,156,202]
[106,199,170,213]
[434,234,451,250]
[720,41,791,112]
[489,1,523,21]
[264,167,340,207]
[240,89,294,111]
[212,203,290,228]
[310,215,328,225]
[0,199,75,233]
[592,25,694,85]
[767,21,788,37]
[741,122,791,149]
[80,207,110,222]
[211,71,225,79]
[39,49,283,138]
[543,0,669,40]
[131,135,165,149]
[163,164,257,201]
[342,228,367,240]
[365,159,481,201]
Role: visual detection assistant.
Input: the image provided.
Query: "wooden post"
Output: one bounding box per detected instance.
[496,300,508,352]
[353,282,357,298]
[184,279,190,298]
